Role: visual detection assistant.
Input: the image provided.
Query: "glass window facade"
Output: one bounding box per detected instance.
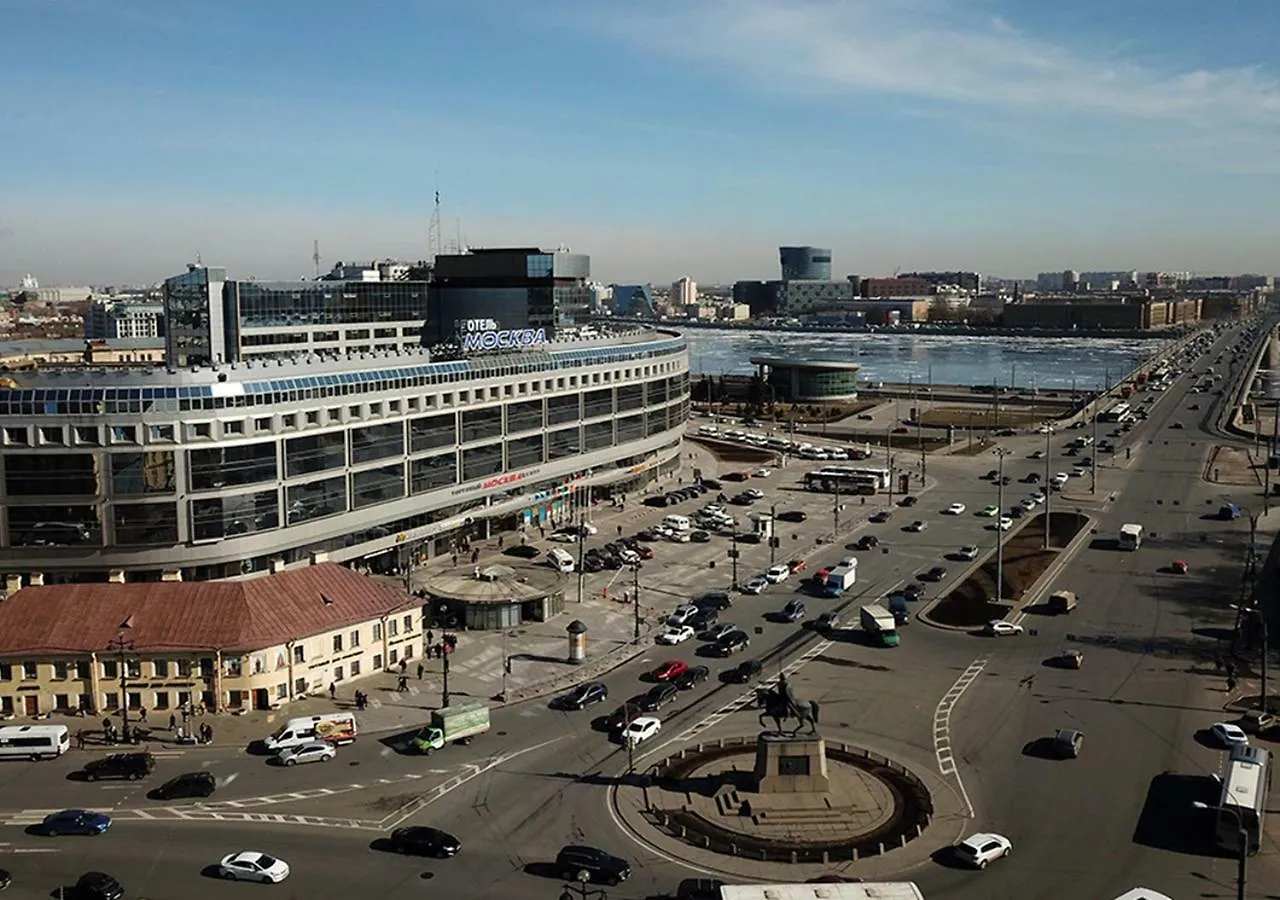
[110,452,176,495]
[547,427,580,460]
[114,503,179,546]
[616,384,644,412]
[350,423,404,464]
[506,434,544,470]
[616,414,644,443]
[410,453,457,494]
[409,414,456,453]
[5,453,98,496]
[287,475,347,525]
[584,421,614,452]
[8,506,101,547]
[583,389,613,419]
[285,432,346,477]
[505,399,543,433]
[351,464,405,510]
[461,442,503,481]
[460,407,502,443]
[188,441,278,491]
[191,489,279,541]
[548,394,580,425]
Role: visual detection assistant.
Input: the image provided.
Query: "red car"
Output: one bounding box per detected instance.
[1172,560,1189,574]
[635,546,655,560]
[651,660,689,682]
[788,559,807,574]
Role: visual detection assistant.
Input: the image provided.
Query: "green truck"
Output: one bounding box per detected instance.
[409,702,491,754]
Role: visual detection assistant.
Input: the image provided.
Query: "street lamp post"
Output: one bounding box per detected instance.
[560,870,608,900]
[996,448,1011,604]
[441,638,452,709]
[1190,802,1247,900]
[1043,423,1054,550]
[576,513,587,604]
[729,532,740,592]
[631,562,642,642]
[106,624,136,744]
[769,504,778,569]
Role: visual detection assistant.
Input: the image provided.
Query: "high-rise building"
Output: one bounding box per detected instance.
[672,277,697,307]
[86,299,166,340]
[779,247,833,281]
[423,247,594,346]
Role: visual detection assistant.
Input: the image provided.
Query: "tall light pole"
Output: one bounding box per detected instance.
[1090,403,1100,494]
[1043,423,1054,550]
[631,562,642,642]
[560,870,609,900]
[106,623,136,744]
[576,512,586,604]
[768,504,778,569]
[995,448,1011,603]
[1190,802,1247,900]
[728,532,740,592]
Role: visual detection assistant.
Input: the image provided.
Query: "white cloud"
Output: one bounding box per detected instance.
[577,0,1280,169]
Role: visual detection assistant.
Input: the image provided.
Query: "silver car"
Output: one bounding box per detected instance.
[275,741,336,766]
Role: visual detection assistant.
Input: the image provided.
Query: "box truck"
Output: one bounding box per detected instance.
[860,604,900,647]
[410,702,491,754]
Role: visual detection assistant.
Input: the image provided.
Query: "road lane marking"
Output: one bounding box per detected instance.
[933,656,985,818]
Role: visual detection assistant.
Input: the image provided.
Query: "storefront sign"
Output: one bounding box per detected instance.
[455,317,547,352]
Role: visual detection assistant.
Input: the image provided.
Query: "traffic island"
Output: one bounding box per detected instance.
[922,512,1088,629]
[620,735,933,865]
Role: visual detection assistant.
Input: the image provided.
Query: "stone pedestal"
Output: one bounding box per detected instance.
[753,732,830,794]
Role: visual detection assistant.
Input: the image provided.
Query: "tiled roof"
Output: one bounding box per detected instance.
[0,564,415,656]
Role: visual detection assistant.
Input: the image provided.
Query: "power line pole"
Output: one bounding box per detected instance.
[632,562,642,641]
[1043,424,1053,550]
[996,449,1010,603]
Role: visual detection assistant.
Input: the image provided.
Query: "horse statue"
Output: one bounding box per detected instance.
[755,672,820,736]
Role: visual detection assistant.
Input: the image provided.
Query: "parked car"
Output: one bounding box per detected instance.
[701,622,737,642]
[725,658,762,681]
[742,576,769,594]
[957,545,979,561]
[907,520,927,532]
[777,510,807,523]
[714,630,751,656]
[657,625,695,645]
[650,660,689,682]
[953,833,1012,869]
[923,566,947,582]
[673,665,711,690]
[695,591,733,611]
[150,772,216,800]
[640,684,679,712]
[765,564,790,583]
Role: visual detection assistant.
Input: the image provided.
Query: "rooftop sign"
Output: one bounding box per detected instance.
[456,318,547,353]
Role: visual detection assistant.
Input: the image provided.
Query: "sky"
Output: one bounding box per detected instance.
[3,0,1280,286]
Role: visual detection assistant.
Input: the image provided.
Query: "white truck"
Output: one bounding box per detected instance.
[1119,523,1143,550]
[860,604,900,647]
[263,712,357,752]
[823,563,857,597]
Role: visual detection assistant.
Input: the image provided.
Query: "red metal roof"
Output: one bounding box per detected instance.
[0,564,415,656]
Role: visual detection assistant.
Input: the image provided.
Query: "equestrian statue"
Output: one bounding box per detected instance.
[756,671,820,736]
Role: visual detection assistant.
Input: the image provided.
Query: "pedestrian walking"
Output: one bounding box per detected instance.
[399,658,408,675]
[139,706,148,722]
[617,524,623,537]
[1214,655,1224,673]
[497,535,504,550]
[75,729,86,750]
[328,682,337,700]
[169,713,177,731]
[397,676,409,692]
[417,663,425,680]
[451,553,459,567]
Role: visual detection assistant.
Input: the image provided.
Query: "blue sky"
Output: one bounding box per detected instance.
[3,0,1279,285]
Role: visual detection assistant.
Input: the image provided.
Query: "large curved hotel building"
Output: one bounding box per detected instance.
[0,248,690,583]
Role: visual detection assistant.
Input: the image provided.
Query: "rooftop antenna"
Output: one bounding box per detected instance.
[427,173,442,261]
[312,240,321,279]
[456,218,462,253]
[195,251,203,266]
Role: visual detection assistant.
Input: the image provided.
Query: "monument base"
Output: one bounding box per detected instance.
[753,732,830,794]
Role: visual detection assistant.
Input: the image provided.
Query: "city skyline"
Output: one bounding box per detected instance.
[3,0,1279,285]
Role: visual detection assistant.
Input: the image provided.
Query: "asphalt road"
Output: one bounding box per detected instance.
[1,319,1272,900]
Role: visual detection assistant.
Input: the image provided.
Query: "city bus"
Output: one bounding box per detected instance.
[1099,402,1132,423]
[804,470,879,495]
[718,884,925,900]
[1211,744,1272,855]
[0,724,71,760]
[806,466,892,488]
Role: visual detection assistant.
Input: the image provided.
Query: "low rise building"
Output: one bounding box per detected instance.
[0,563,421,719]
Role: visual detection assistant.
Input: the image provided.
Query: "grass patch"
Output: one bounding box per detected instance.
[927,512,1087,628]
[920,406,1062,428]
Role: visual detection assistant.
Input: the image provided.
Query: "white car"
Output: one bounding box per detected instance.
[657,625,695,645]
[1020,498,1037,511]
[549,530,579,543]
[666,604,700,627]
[701,505,726,516]
[666,530,691,543]
[218,851,291,883]
[986,620,1024,636]
[619,548,641,565]
[997,517,1014,531]
[622,715,661,746]
[275,741,336,766]
[954,832,1012,869]
[754,468,772,478]
[703,622,738,641]
[1053,472,1070,486]
[743,488,765,501]
[742,576,769,595]
[958,545,979,561]
[579,522,599,536]
[1210,722,1249,747]
[764,564,790,583]
[1031,491,1047,503]
[947,502,967,515]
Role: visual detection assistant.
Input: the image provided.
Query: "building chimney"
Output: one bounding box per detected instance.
[5,574,23,595]
[269,558,287,574]
[28,572,44,587]
[161,568,183,582]
[108,569,126,584]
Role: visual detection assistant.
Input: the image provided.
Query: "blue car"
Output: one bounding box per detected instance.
[40,809,111,836]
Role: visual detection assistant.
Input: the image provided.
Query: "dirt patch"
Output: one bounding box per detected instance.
[920,406,1060,428]
[927,512,1087,627]
[1207,445,1262,487]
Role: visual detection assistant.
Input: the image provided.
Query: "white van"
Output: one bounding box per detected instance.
[662,514,692,533]
[263,713,357,752]
[546,547,575,573]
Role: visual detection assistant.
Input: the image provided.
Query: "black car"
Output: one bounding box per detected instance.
[554,845,630,885]
[503,544,540,559]
[581,556,604,573]
[700,479,722,490]
[714,630,751,656]
[82,752,154,782]
[779,599,806,622]
[673,665,710,690]
[695,591,733,611]
[640,683,679,712]
[688,608,719,631]
[677,878,727,900]
[870,510,892,523]
[726,659,762,683]
[389,825,462,857]
[635,530,660,541]
[603,703,645,731]
[0,868,9,891]
[729,494,754,506]
[555,681,608,710]
[690,530,711,543]
[984,469,999,480]
[150,771,215,800]
[856,535,879,550]
[923,566,947,582]
[776,510,807,523]
[75,873,123,900]
[899,495,918,507]
[903,582,924,601]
